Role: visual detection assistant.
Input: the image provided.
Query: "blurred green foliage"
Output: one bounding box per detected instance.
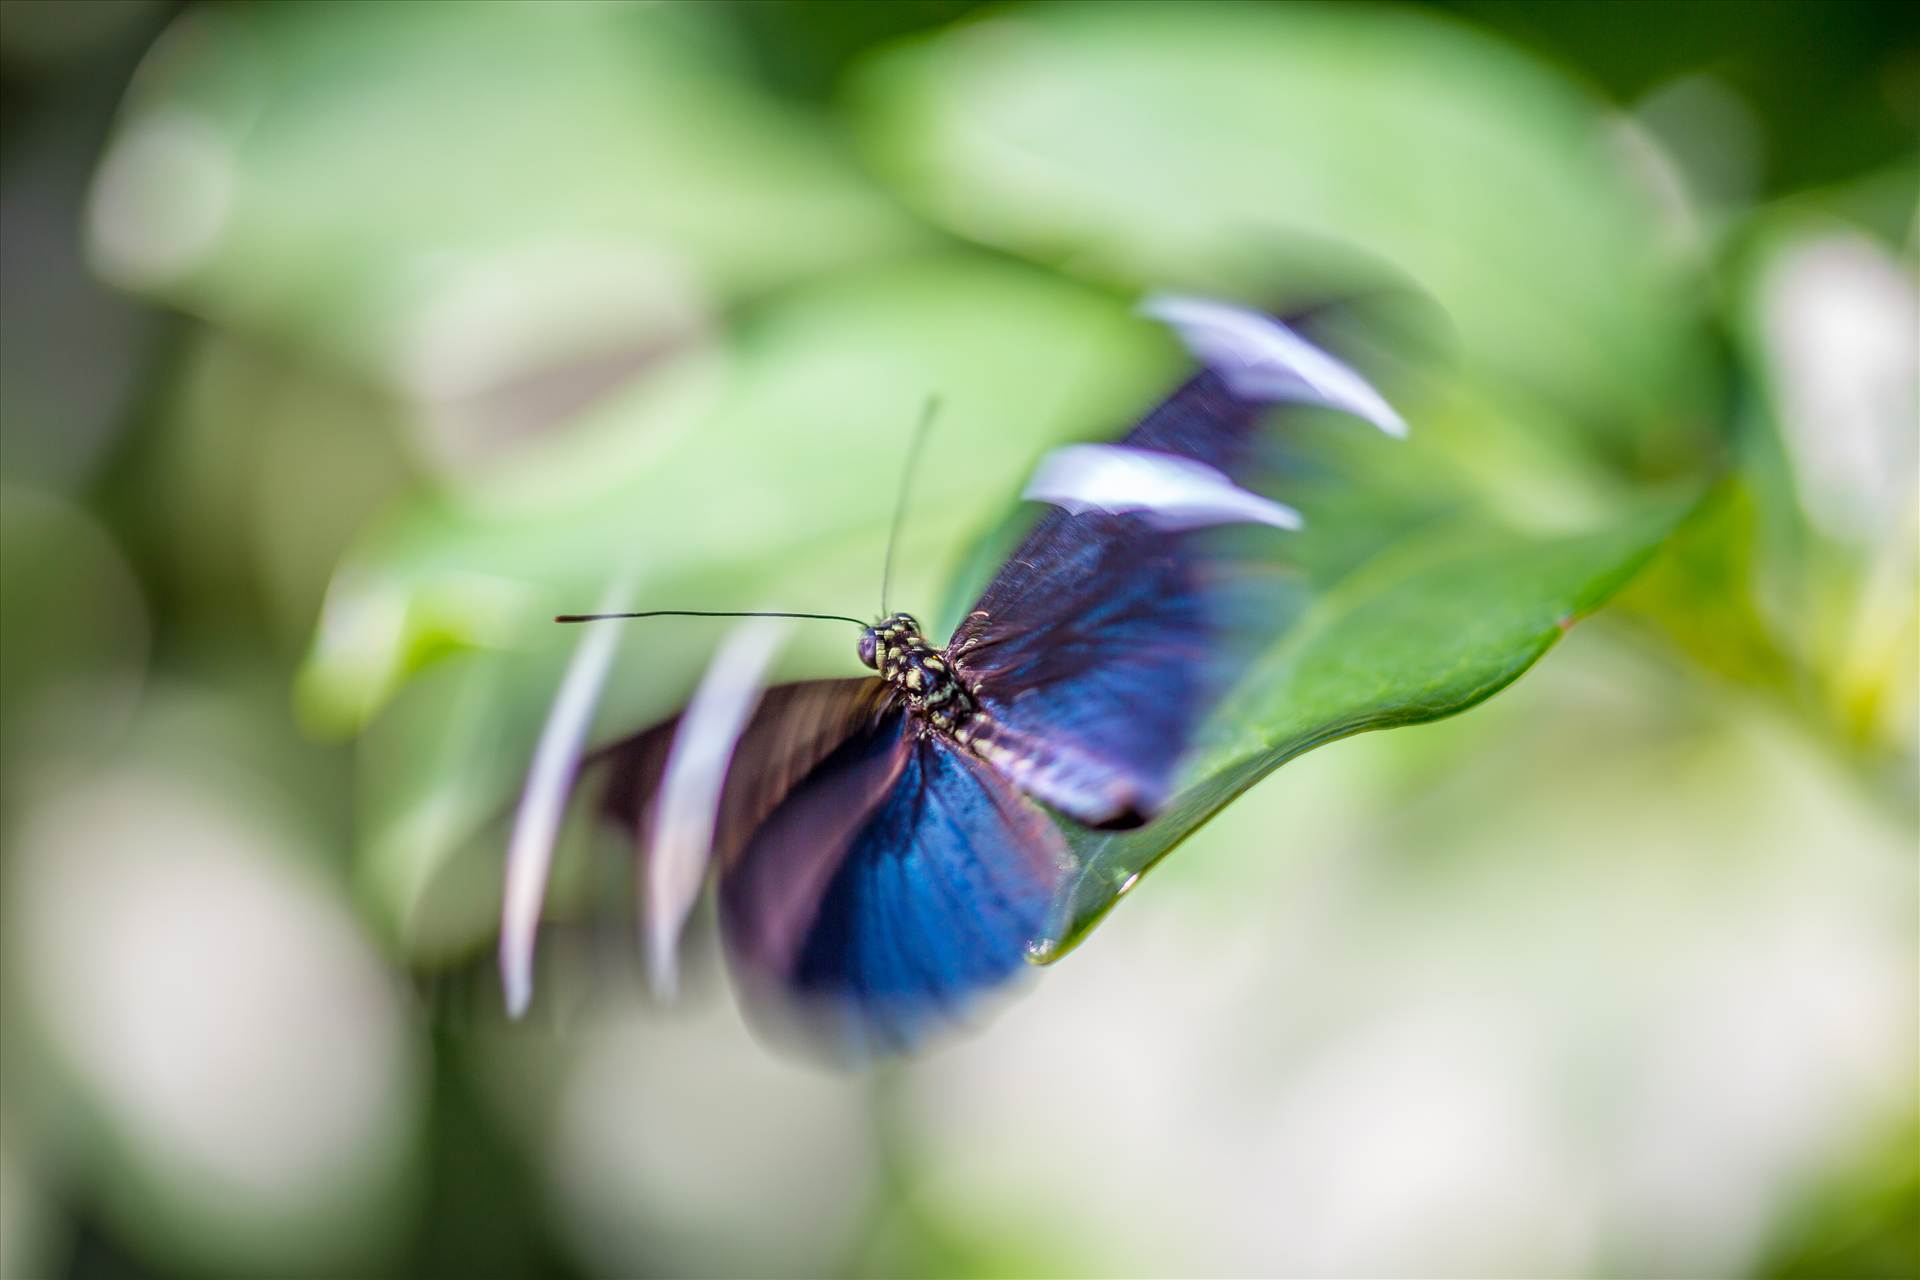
[1,1,1913,1277]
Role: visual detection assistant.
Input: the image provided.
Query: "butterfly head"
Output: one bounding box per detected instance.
[858,612,922,671]
[859,612,981,734]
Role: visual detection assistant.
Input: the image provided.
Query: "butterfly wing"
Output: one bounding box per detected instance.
[950,372,1291,829]
[950,300,1401,829]
[719,716,1070,1057]
[597,676,895,876]
[601,682,1069,1054]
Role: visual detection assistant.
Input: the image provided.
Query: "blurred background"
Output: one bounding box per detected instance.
[1,1,1915,1276]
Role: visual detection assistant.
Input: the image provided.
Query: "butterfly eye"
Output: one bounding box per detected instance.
[857,629,879,669]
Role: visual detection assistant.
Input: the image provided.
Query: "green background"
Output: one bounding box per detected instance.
[1,2,1913,1277]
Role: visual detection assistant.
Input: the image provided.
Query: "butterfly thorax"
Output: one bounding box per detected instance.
[859,612,990,742]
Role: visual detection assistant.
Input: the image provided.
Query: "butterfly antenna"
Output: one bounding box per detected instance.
[880,395,942,616]
[555,609,867,626]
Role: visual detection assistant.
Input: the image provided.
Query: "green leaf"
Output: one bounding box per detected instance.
[1033,505,1685,960]
[851,1,1716,477]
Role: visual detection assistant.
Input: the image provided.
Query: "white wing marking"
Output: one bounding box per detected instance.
[644,617,791,999]
[1023,443,1303,531]
[1140,293,1409,438]
[500,585,626,1019]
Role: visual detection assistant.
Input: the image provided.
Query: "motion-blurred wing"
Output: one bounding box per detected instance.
[949,509,1252,829]
[598,677,896,882]
[951,300,1394,828]
[720,721,1070,1057]
[949,370,1287,828]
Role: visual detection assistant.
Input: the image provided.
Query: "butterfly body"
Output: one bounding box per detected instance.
[859,611,1003,751]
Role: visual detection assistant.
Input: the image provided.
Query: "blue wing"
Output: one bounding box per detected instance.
[719,714,1070,1057]
[946,292,1413,828]
[950,367,1303,829]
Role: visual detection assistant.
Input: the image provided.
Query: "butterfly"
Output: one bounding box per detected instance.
[505,296,1405,1057]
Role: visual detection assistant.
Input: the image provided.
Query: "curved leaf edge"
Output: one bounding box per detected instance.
[1029,502,1690,964]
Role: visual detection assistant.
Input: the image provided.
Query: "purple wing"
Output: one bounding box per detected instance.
[1119,366,1277,473]
[950,368,1289,829]
[597,677,896,877]
[719,716,1070,1058]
